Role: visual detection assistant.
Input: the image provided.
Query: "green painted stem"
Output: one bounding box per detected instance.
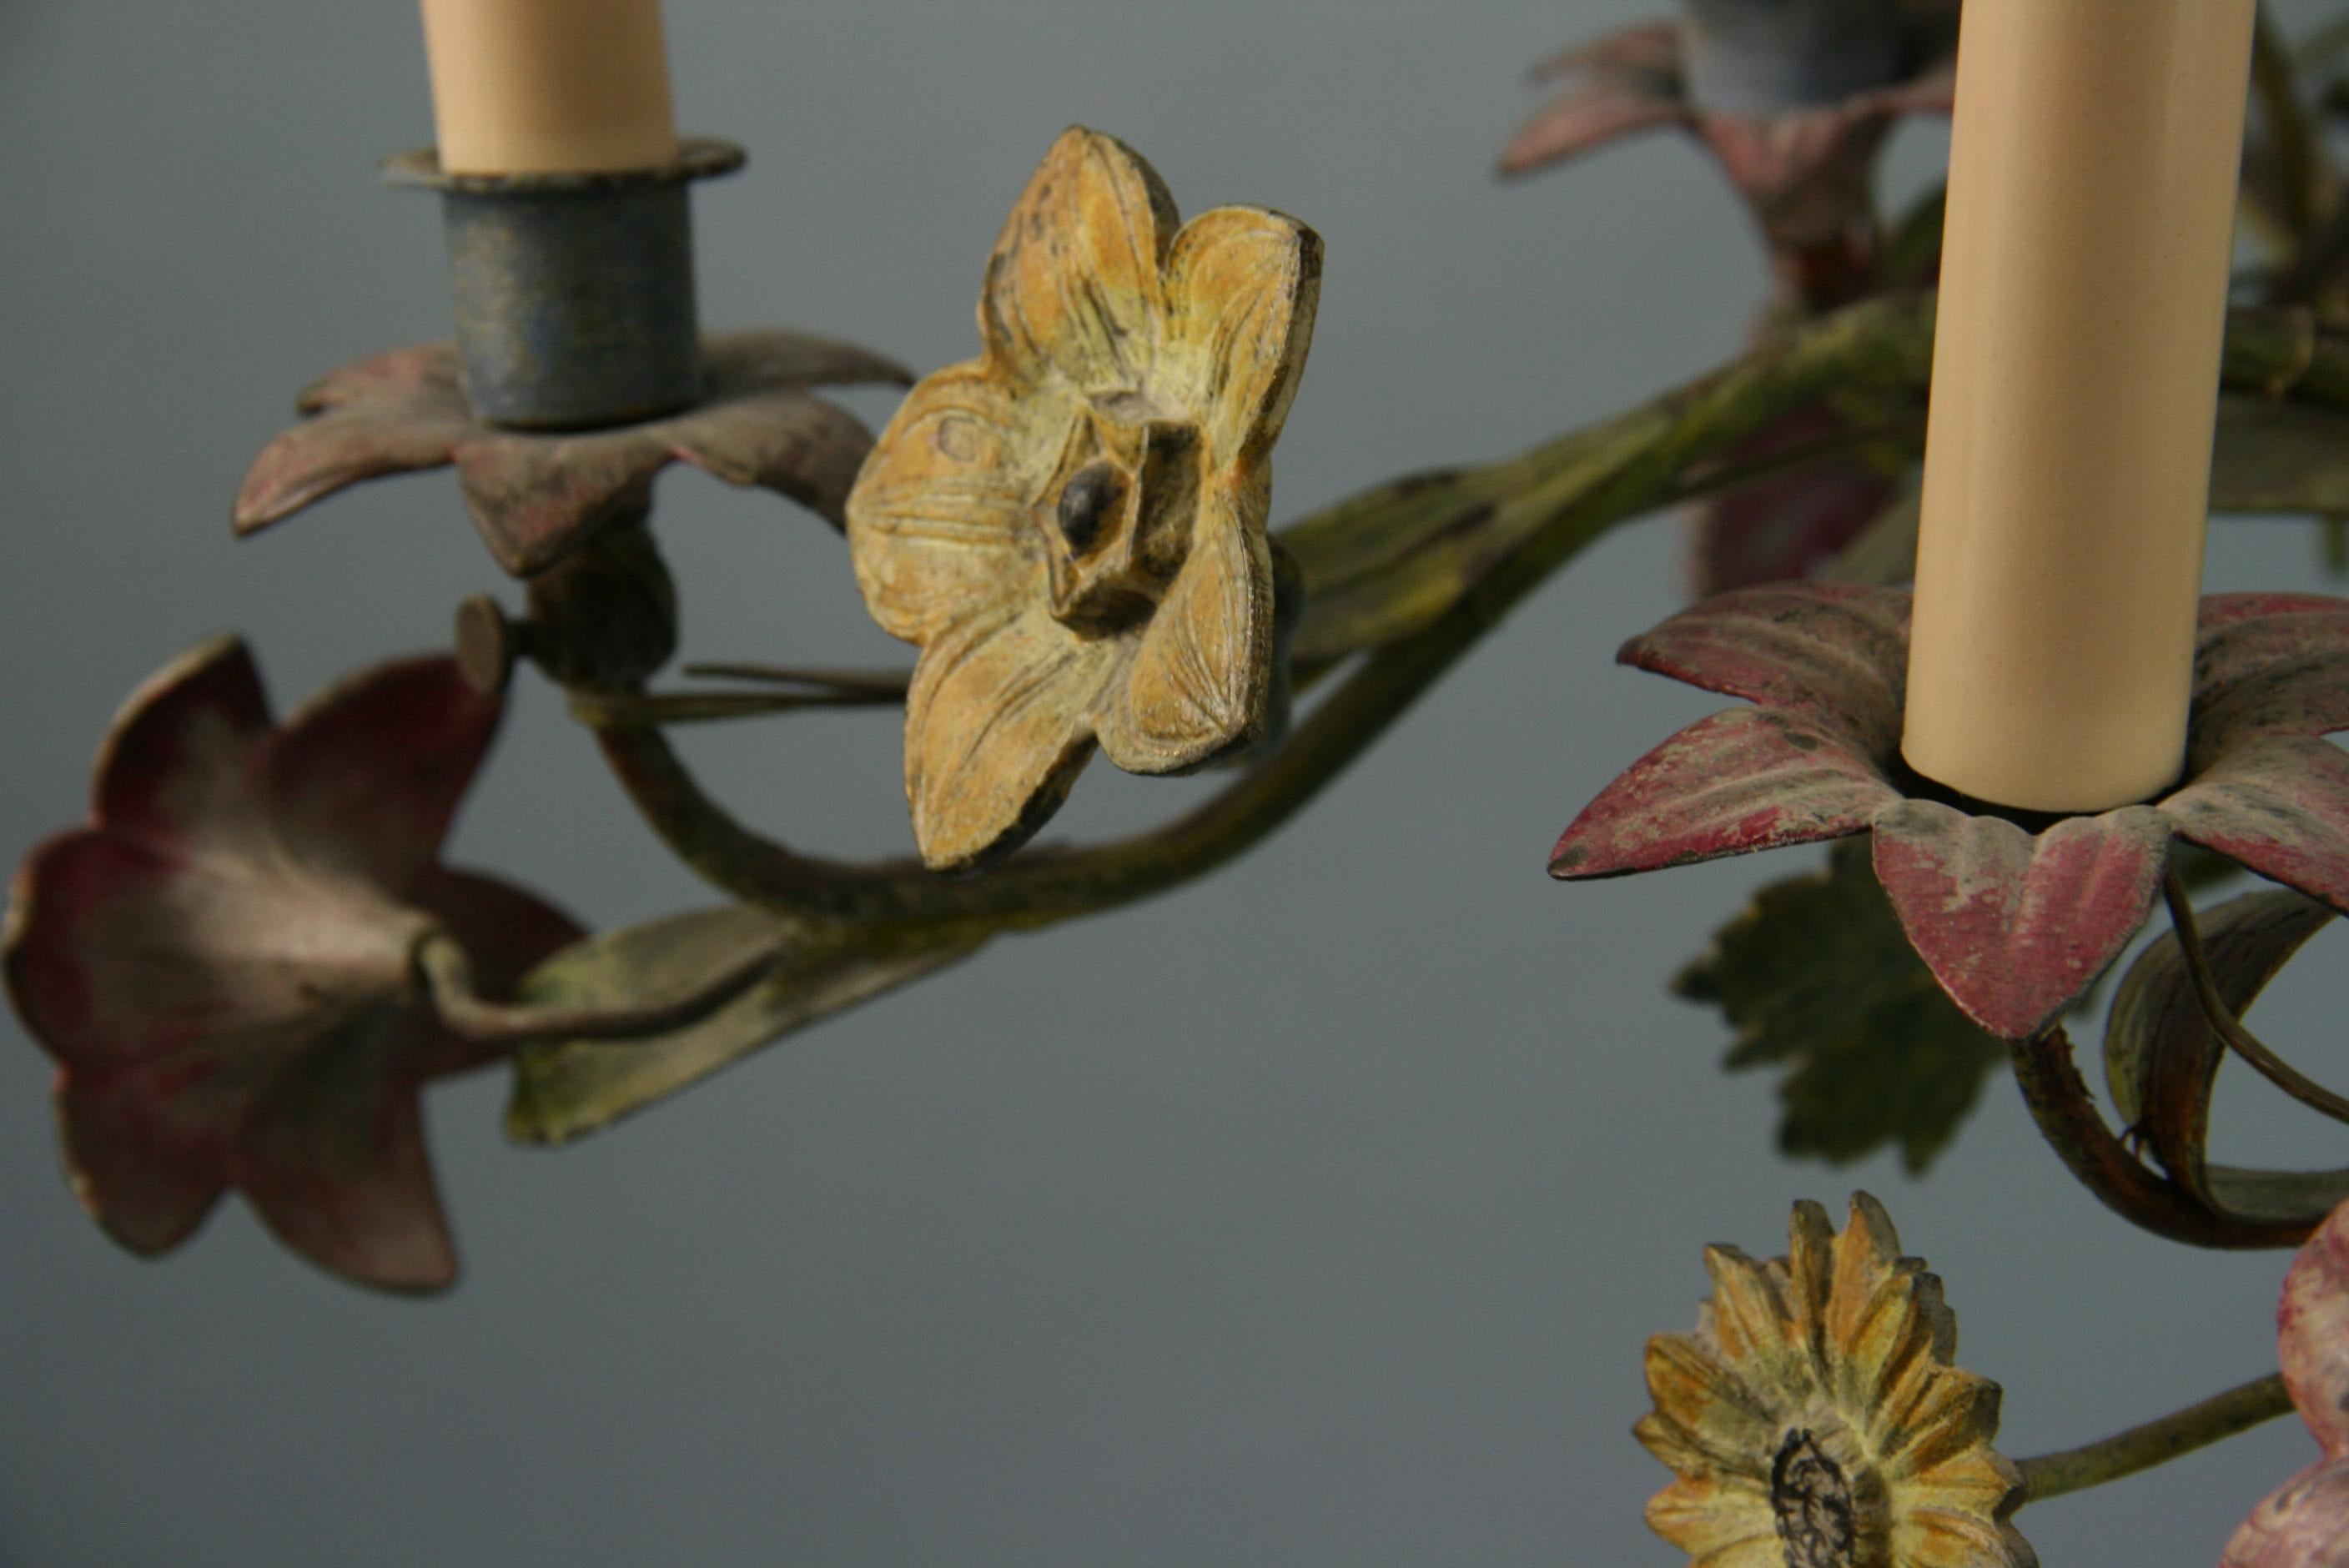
[583,296,2349,935]
[2016,1373,2295,1505]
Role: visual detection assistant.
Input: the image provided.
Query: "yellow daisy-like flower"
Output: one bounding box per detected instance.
[1638,1194,2035,1568]
[845,126,1322,871]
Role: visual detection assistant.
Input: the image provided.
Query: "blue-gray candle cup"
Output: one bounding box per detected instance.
[384,138,744,431]
[1680,0,1907,115]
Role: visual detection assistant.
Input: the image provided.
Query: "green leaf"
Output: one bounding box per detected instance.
[504,907,985,1145]
[2102,887,2333,1205]
[1673,838,2007,1173]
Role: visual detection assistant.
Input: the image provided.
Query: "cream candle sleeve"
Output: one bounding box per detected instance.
[1901,0,2255,813]
[420,0,677,175]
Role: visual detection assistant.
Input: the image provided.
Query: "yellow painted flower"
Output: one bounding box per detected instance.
[846,127,1321,871]
[1638,1194,2035,1568]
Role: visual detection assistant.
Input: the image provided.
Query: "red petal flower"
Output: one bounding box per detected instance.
[234,329,911,577]
[4,638,579,1290]
[1553,585,2349,1039]
[2223,1197,2349,1565]
[1499,7,1957,253]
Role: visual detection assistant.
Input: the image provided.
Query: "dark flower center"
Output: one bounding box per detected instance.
[1771,1429,1861,1568]
[1055,460,1124,555]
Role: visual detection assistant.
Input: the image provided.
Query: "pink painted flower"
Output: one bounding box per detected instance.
[234,329,909,577]
[1552,585,2349,1040]
[4,638,580,1291]
[2224,1195,2349,1566]
[1499,2,1958,262]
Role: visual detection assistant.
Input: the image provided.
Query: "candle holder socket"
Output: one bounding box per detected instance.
[384,138,744,430]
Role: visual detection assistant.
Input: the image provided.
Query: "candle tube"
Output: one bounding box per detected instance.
[1901,0,2255,813]
[420,0,677,175]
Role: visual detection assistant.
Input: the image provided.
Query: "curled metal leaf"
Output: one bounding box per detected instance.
[2104,887,2336,1210]
[505,907,986,1144]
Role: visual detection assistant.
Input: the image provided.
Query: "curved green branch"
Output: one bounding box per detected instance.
[577,296,2349,937]
[2016,1372,2295,1505]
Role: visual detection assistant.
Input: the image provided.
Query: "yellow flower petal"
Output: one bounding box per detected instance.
[847,361,1050,641]
[903,606,1112,872]
[979,127,1174,398]
[1637,1197,2031,1568]
[1157,204,1323,468]
[1647,1475,1778,1562]
[1642,1334,1778,1470]
[1895,1504,2040,1568]
[1095,479,1273,774]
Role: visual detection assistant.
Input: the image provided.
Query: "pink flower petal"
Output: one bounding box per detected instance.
[662,389,877,528]
[1550,706,1895,878]
[1499,83,1691,176]
[2280,1197,2349,1457]
[228,1005,458,1294]
[2222,1458,2349,1568]
[1619,582,1911,756]
[1527,20,1684,86]
[2163,736,2349,917]
[1688,403,1899,595]
[1870,802,2170,1040]
[453,426,669,577]
[54,1069,229,1254]
[2191,596,2349,769]
[233,408,475,535]
[89,636,270,838]
[264,656,506,894]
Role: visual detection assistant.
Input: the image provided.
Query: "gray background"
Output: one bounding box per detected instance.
[1,3,2341,1563]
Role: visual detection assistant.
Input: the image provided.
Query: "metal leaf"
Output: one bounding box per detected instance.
[2105,887,2334,1206]
[1676,839,2007,1172]
[505,908,986,1145]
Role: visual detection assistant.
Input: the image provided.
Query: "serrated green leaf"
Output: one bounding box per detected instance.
[503,907,985,1145]
[1673,838,2007,1173]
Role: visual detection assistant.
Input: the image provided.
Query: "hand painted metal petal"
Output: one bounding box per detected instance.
[263,656,506,892]
[978,127,1176,397]
[1096,485,1275,775]
[232,344,473,534]
[903,606,1113,872]
[1617,582,1911,757]
[2162,735,2349,916]
[1527,19,1686,87]
[2191,595,2349,769]
[233,408,478,536]
[2279,1198,2349,1458]
[1501,22,1692,176]
[2221,1459,2349,1568]
[227,1005,459,1293]
[846,360,1044,643]
[451,425,671,576]
[1699,103,1901,251]
[2102,889,2333,1208]
[85,636,272,834]
[1688,404,1900,595]
[1869,801,2170,1040]
[658,388,878,529]
[53,1070,229,1254]
[1551,706,1896,878]
[1157,205,1322,469]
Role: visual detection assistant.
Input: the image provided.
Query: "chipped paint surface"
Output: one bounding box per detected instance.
[234,329,910,576]
[1498,4,1956,252]
[2222,1198,2349,1565]
[3,639,578,1291]
[1556,584,2349,1039]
